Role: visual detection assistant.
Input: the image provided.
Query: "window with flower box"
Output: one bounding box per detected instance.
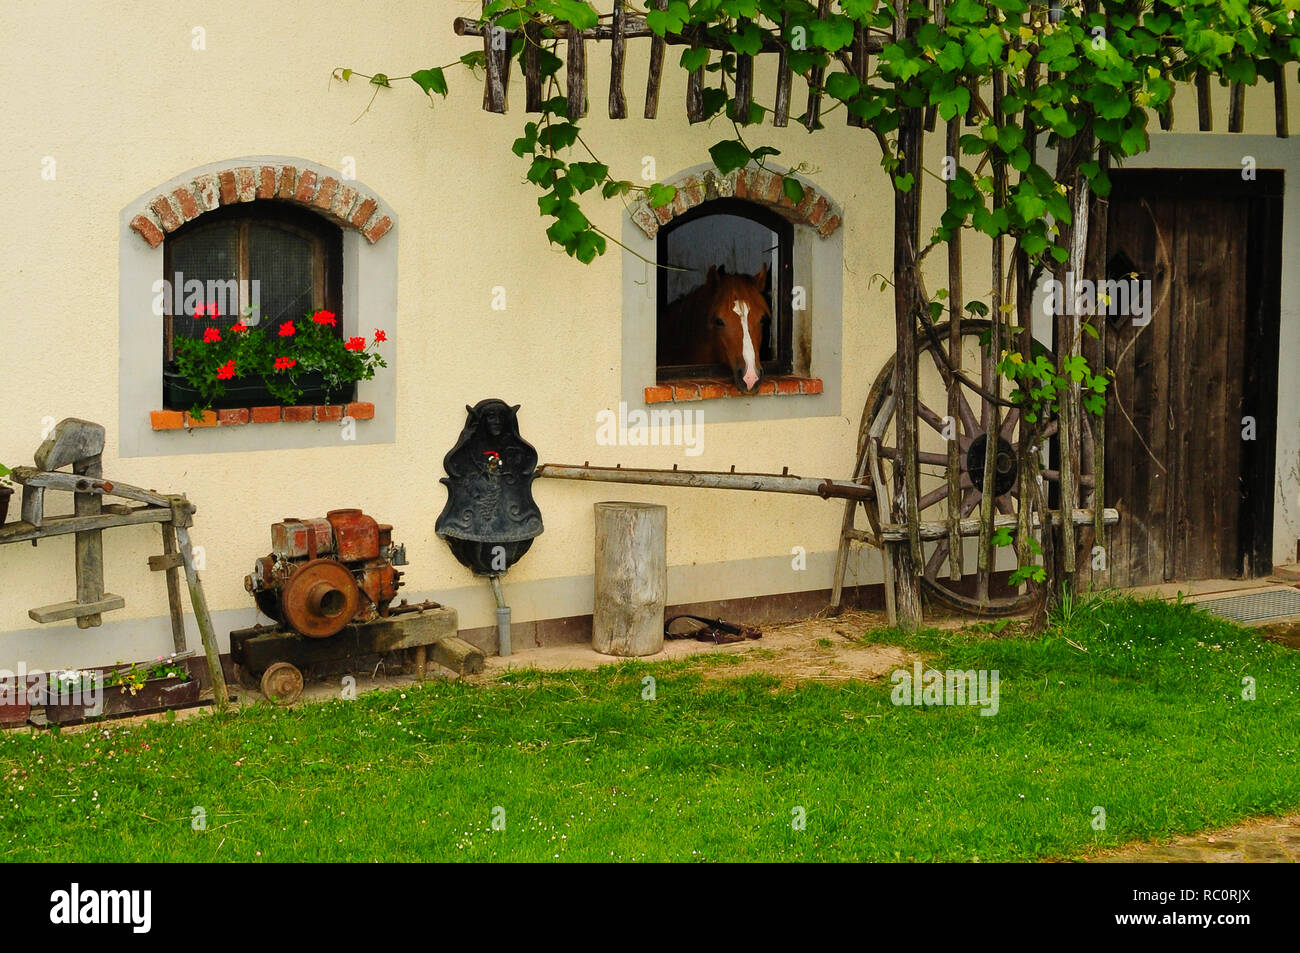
[162,201,347,410]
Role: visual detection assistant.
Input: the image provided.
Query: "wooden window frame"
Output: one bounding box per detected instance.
[655,198,795,382]
[162,200,344,409]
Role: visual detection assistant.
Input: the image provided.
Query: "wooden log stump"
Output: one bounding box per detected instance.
[592,502,666,657]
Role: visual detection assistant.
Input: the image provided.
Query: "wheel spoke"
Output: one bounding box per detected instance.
[1000,407,1020,441]
[917,400,950,438]
[924,537,950,580]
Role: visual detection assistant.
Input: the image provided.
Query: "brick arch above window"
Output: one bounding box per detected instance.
[628,166,844,240]
[128,160,394,248]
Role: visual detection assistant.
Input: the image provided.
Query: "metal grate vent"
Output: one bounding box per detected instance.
[1192,588,1300,624]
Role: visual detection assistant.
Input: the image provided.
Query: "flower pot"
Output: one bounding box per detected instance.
[44,675,199,726]
[0,676,30,729]
[163,370,355,411]
[0,485,12,526]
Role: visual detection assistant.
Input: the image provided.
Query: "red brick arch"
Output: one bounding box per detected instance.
[129,162,394,248]
[629,166,843,239]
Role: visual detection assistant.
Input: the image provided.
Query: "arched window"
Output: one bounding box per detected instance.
[656,198,793,381]
[162,201,344,409]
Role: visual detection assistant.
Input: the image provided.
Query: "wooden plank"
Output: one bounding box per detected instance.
[482,4,506,113]
[731,18,754,123]
[72,453,105,628]
[148,552,185,571]
[34,419,104,472]
[805,0,831,130]
[432,636,486,675]
[946,114,963,582]
[609,0,627,118]
[881,508,1120,541]
[773,13,792,127]
[1228,81,1244,133]
[644,0,666,118]
[173,514,229,714]
[230,607,461,674]
[848,22,868,128]
[9,468,169,508]
[977,71,1005,587]
[1196,68,1212,131]
[0,506,171,545]
[524,17,543,112]
[28,595,125,624]
[566,22,586,119]
[685,26,705,123]
[161,524,188,654]
[20,485,43,527]
[1275,67,1289,138]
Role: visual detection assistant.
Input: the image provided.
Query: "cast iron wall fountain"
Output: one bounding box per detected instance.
[435,399,543,656]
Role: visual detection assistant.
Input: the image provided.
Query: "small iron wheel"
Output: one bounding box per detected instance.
[260,661,303,706]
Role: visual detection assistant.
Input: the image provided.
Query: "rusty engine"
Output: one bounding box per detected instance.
[244,509,407,638]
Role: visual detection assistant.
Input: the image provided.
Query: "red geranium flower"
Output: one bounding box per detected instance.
[373,329,387,343]
[344,336,367,352]
[202,327,221,344]
[230,322,249,333]
[279,321,296,337]
[216,360,237,381]
[194,303,220,318]
[312,310,337,326]
[274,356,297,371]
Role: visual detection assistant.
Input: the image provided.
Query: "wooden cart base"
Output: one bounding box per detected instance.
[229,602,474,705]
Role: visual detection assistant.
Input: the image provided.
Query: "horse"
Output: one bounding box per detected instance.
[660,263,771,394]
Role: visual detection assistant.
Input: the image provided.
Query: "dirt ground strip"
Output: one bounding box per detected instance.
[1087,815,1300,863]
[478,608,918,686]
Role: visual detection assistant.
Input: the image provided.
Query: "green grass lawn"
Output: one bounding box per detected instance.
[3,596,1298,862]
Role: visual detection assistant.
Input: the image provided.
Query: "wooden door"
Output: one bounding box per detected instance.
[1100,170,1282,588]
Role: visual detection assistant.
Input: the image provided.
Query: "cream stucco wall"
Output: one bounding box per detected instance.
[1,1,1296,672]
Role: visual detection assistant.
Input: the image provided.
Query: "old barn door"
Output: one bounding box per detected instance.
[1100,170,1282,588]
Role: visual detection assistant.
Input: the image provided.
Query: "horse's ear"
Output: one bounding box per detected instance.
[706,265,718,285]
[753,263,769,288]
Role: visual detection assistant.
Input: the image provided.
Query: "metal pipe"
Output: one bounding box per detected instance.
[534,463,874,502]
[489,575,511,657]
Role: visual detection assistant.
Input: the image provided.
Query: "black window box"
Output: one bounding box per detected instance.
[163,369,355,411]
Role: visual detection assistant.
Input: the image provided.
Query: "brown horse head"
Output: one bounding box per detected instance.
[701,263,770,394]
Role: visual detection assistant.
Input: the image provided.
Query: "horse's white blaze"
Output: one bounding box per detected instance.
[733,298,759,390]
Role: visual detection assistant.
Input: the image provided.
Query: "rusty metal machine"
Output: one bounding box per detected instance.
[244,509,407,638]
[234,509,476,706]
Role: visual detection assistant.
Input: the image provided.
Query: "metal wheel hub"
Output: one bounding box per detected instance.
[966,434,1017,498]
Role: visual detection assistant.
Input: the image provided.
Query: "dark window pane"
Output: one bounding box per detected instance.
[170,225,238,343]
[248,224,314,327]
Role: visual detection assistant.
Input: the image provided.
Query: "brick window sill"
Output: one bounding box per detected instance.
[150,401,375,430]
[644,376,823,404]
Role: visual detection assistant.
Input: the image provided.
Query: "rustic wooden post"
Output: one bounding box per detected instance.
[945,112,964,583]
[609,0,627,118]
[592,502,667,657]
[1016,52,1040,581]
[1275,68,1289,138]
[887,3,924,626]
[644,0,667,118]
[1228,81,1245,133]
[481,2,507,113]
[524,17,543,112]
[169,497,229,713]
[976,71,1006,600]
[847,22,868,128]
[566,20,587,119]
[159,525,188,654]
[1196,68,1212,131]
[731,17,754,122]
[805,0,831,130]
[685,25,706,123]
[773,12,792,127]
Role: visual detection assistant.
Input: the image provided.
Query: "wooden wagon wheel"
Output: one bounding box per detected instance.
[858,319,1096,615]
